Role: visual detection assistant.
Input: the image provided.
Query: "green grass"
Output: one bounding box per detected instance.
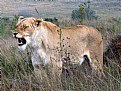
[0,16,121,91]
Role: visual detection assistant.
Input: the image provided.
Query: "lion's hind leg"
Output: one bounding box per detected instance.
[90,58,103,77]
[83,52,104,78]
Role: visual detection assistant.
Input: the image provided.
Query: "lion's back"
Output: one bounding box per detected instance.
[61,25,102,42]
[56,25,103,56]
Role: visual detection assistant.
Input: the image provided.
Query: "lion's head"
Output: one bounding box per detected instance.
[13,16,43,50]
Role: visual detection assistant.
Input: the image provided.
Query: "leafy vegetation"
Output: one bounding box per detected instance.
[71,2,98,24]
[44,17,59,26]
[0,16,18,38]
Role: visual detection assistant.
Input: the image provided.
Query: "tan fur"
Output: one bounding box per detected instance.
[14,16,103,80]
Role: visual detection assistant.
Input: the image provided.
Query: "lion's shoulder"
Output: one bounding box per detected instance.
[42,21,59,31]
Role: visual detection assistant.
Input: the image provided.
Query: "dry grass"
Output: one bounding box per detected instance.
[0,17,121,91]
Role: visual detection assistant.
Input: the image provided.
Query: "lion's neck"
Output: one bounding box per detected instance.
[30,25,49,65]
[30,21,59,52]
[30,25,48,48]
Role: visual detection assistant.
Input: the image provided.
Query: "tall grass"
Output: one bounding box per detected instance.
[0,16,121,91]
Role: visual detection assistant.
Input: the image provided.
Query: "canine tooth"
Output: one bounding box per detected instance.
[18,42,23,44]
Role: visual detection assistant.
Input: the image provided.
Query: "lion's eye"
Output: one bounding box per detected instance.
[24,26,29,29]
[23,25,29,29]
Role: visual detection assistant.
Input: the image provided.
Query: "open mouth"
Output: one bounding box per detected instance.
[17,38,26,46]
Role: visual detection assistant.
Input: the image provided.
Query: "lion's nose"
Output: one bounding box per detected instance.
[13,33,18,38]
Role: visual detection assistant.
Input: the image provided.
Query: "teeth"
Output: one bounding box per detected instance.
[17,38,26,45]
[18,42,23,46]
[18,42,24,46]
[18,42,23,44]
[18,43,23,44]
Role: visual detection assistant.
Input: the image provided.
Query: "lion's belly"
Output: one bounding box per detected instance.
[55,39,87,64]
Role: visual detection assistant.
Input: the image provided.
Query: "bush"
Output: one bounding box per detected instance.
[44,17,59,26]
[104,35,121,70]
[71,3,98,24]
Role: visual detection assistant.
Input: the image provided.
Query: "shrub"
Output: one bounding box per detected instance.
[71,3,98,24]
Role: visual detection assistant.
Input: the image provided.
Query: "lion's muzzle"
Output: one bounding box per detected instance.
[13,32,27,46]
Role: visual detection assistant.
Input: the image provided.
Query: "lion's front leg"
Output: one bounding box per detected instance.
[31,55,53,90]
[31,55,63,90]
[47,57,63,89]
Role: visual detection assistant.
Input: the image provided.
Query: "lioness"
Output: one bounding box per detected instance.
[13,16,103,80]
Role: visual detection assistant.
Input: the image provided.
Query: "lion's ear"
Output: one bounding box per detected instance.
[18,16,24,21]
[35,18,43,27]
